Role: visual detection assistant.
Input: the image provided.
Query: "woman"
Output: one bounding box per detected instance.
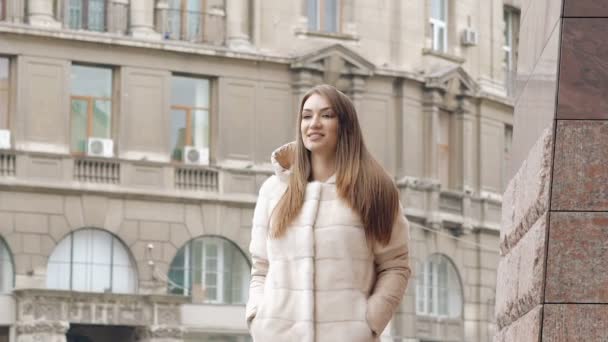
[246,85,411,342]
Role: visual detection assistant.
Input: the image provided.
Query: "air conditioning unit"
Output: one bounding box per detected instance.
[87,137,114,158]
[461,28,479,46]
[183,146,209,165]
[0,130,10,149]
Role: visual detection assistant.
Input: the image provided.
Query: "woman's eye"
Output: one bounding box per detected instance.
[302,115,311,119]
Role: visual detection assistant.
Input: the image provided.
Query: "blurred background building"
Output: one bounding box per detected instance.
[0,0,521,341]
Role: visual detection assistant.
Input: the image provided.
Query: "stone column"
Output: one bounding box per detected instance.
[26,0,61,28]
[421,89,443,229]
[130,0,161,39]
[226,0,251,49]
[15,321,69,342]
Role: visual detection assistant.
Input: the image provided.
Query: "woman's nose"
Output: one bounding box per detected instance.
[311,114,322,127]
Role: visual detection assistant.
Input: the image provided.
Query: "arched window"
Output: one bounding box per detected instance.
[416,254,463,318]
[0,238,14,293]
[168,236,250,304]
[47,228,137,293]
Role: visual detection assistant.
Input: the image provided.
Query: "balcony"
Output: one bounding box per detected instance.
[158,8,225,45]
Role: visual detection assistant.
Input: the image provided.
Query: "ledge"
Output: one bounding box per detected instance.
[422,48,466,64]
[294,28,359,41]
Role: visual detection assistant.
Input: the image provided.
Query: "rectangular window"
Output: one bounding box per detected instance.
[70,64,113,153]
[170,75,210,162]
[69,0,107,32]
[430,0,447,52]
[0,57,8,129]
[503,124,513,191]
[307,0,340,33]
[0,0,6,21]
[166,0,205,41]
[503,7,520,95]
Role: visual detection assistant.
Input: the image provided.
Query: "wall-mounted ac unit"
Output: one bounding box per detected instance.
[87,138,114,158]
[0,130,10,149]
[183,146,209,165]
[461,28,479,46]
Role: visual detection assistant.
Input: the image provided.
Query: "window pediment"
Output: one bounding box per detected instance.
[291,44,374,85]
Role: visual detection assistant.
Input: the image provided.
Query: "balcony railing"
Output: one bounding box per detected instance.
[74,157,120,184]
[159,9,225,45]
[60,0,129,34]
[0,151,15,176]
[175,165,218,191]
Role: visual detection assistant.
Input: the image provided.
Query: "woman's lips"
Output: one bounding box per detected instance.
[308,133,324,141]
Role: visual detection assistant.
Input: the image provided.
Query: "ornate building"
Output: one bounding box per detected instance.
[0,0,520,341]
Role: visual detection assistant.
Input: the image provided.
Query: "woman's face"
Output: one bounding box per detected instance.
[300,93,339,156]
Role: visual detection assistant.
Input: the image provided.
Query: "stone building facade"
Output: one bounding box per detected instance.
[0,0,519,341]
[495,0,608,340]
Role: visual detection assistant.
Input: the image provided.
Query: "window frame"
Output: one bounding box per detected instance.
[69,63,114,154]
[170,74,211,163]
[416,254,463,319]
[0,0,6,21]
[430,0,448,53]
[68,0,108,32]
[0,237,15,294]
[168,235,251,304]
[167,0,207,41]
[0,56,10,130]
[46,228,138,294]
[307,0,342,33]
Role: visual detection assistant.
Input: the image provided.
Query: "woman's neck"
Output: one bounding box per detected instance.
[310,152,336,182]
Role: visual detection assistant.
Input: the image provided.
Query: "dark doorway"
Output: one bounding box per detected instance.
[0,326,8,342]
[67,324,135,342]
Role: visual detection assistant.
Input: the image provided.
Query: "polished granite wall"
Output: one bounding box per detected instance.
[496,0,608,340]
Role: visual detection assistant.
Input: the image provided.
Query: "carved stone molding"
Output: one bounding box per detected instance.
[15,320,69,335]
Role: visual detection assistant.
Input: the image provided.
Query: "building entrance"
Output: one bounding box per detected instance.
[66,324,136,342]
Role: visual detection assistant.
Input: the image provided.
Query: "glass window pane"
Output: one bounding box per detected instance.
[431,0,446,21]
[69,0,84,29]
[0,241,13,293]
[167,237,250,304]
[92,100,111,138]
[0,58,9,129]
[323,0,338,32]
[192,109,209,149]
[171,109,187,161]
[171,76,209,108]
[88,0,106,32]
[71,65,112,98]
[47,235,72,290]
[307,0,318,30]
[71,99,88,152]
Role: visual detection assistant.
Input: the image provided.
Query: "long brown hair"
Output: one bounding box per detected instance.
[270,85,400,246]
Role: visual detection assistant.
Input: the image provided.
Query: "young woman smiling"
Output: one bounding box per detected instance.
[246,85,411,342]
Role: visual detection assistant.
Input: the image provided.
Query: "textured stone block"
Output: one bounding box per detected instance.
[15,213,48,234]
[500,128,552,254]
[543,304,608,341]
[546,212,608,303]
[48,215,70,242]
[116,220,138,247]
[0,192,62,214]
[494,305,542,342]
[103,199,124,234]
[0,211,14,235]
[169,223,191,249]
[564,0,608,17]
[139,221,170,241]
[184,205,204,238]
[81,195,108,228]
[558,19,608,119]
[552,121,608,210]
[22,234,41,254]
[125,200,184,223]
[495,213,546,329]
[64,196,84,229]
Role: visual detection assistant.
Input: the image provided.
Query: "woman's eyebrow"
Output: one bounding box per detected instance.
[302,107,332,112]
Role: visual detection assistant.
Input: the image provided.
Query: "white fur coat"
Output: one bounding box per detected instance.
[246,144,411,342]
